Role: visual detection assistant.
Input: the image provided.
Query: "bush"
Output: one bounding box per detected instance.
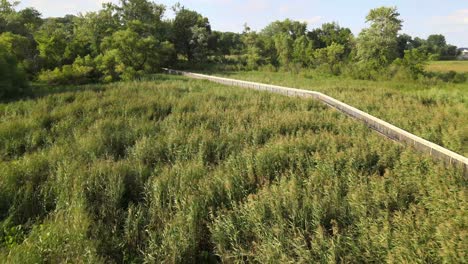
[392,49,427,80]
[95,51,120,83]
[37,57,95,85]
[313,43,345,75]
[0,46,29,100]
[345,62,381,80]
[424,70,468,83]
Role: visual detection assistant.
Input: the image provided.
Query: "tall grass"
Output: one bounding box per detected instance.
[212,70,468,156]
[0,75,466,263]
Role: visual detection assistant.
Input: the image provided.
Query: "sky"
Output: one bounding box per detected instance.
[17,0,468,47]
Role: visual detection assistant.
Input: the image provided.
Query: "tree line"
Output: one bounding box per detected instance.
[0,0,464,99]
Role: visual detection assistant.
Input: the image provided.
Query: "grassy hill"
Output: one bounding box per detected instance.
[0,75,466,263]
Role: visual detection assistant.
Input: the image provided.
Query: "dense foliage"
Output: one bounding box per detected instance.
[0,76,466,263]
[0,45,29,99]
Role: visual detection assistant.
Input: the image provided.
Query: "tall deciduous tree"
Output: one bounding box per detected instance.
[101,28,174,78]
[34,19,70,69]
[274,33,293,68]
[262,19,307,40]
[0,0,17,16]
[74,5,120,56]
[356,6,402,69]
[113,0,166,37]
[211,31,243,57]
[172,5,211,62]
[292,35,313,67]
[396,33,413,58]
[241,25,262,69]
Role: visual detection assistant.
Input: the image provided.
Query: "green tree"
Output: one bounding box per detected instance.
[0,45,28,99]
[190,25,210,62]
[1,4,42,37]
[424,34,458,59]
[74,6,120,56]
[101,28,174,78]
[172,6,211,62]
[393,48,427,79]
[34,19,71,69]
[314,42,345,74]
[274,33,293,68]
[211,31,243,57]
[113,0,166,37]
[308,22,353,56]
[241,25,262,69]
[0,0,17,16]
[0,1,42,77]
[0,32,30,62]
[426,34,446,54]
[355,6,402,70]
[446,45,459,58]
[16,7,42,32]
[292,35,313,67]
[262,19,307,40]
[410,34,459,60]
[396,33,413,58]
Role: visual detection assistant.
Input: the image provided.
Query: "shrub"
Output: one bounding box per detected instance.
[37,55,104,85]
[313,43,345,75]
[392,49,427,80]
[424,70,468,83]
[0,46,29,100]
[95,51,120,83]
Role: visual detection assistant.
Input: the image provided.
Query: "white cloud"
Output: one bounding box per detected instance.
[303,16,322,26]
[446,9,468,25]
[19,0,118,17]
[431,9,468,33]
[425,9,468,46]
[279,4,290,14]
[241,0,268,12]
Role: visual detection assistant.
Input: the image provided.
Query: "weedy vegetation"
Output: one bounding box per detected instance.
[214,70,468,156]
[0,75,466,263]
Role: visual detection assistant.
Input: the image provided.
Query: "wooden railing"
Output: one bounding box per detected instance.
[163,68,468,174]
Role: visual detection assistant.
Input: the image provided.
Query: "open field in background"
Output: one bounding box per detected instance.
[213,71,468,156]
[0,75,466,263]
[426,60,468,73]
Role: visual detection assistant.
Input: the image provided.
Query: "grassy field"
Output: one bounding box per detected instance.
[0,75,466,263]
[426,60,468,73]
[213,71,468,156]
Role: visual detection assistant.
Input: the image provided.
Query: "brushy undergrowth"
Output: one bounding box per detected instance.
[214,70,468,156]
[0,75,466,263]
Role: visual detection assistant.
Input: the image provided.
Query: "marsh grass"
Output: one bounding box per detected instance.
[213,70,468,156]
[0,75,466,263]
